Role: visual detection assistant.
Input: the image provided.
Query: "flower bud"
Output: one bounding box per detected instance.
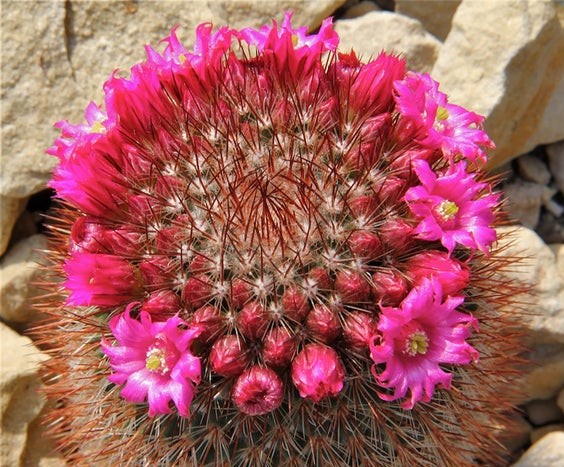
[291,344,345,402]
[406,251,470,296]
[189,305,224,344]
[230,278,252,310]
[189,254,210,273]
[232,366,284,416]
[140,256,173,291]
[142,290,180,317]
[348,231,382,260]
[379,218,414,253]
[209,335,249,377]
[371,270,408,307]
[281,287,310,322]
[335,270,371,304]
[349,195,378,219]
[182,275,212,309]
[305,304,341,343]
[237,302,269,340]
[308,267,333,291]
[342,312,377,352]
[262,327,296,368]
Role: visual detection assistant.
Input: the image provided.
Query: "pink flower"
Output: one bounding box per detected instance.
[406,251,470,296]
[370,278,478,409]
[291,343,346,402]
[63,252,140,307]
[394,72,494,163]
[101,307,201,417]
[404,160,499,255]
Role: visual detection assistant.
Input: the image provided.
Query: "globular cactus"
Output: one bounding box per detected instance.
[38,13,524,466]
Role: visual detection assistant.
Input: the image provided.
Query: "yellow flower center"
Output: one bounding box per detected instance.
[437,200,459,221]
[436,106,449,121]
[90,121,106,134]
[145,348,169,373]
[405,331,429,357]
[291,34,299,47]
[178,54,187,65]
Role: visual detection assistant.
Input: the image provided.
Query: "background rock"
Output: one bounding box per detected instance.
[432,0,564,169]
[395,0,461,40]
[0,196,26,256]
[512,431,564,466]
[0,234,48,324]
[0,323,48,466]
[335,11,441,72]
[546,140,564,194]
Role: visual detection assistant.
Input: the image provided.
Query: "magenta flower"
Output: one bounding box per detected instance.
[291,343,346,402]
[370,277,478,409]
[101,307,201,417]
[394,72,494,163]
[63,252,140,307]
[404,160,499,255]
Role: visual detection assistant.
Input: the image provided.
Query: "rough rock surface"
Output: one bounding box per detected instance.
[432,0,564,168]
[547,140,564,194]
[512,431,564,467]
[504,180,556,229]
[0,234,48,324]
[524,345,564,401]
[496,226,564,344]
[395,0,461,40]
[0,323,48,466]
[335,11,441,72]
[0,196,26,256]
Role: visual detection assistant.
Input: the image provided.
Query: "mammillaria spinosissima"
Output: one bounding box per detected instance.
[38,13,525,466]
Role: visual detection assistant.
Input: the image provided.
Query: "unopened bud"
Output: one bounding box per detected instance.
[232,366,284,416]
[305,304,341,343]
[262,327,296,368]
[335,270,371,304]
[210,334,249,377]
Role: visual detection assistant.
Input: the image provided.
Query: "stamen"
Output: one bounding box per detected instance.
[436,200,459,221]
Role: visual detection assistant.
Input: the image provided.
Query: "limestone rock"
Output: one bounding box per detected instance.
[335,11,441,72]
[526,398,563,426]
[512,431,564,467]
[432,0,564,168]
[503,181,556,229]
[524,345,564,400]
[496,226,564,344]
[0,323,48,466]
[530,425,564,444]
[549,244,564,282]
[0,196,26,256]
[547,140,564,194]
[517,154,552,185]
[342,1,380,19]
[0,234,48,324]
[396,0,461,40]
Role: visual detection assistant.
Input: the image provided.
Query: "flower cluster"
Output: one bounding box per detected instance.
[43,12,516,466]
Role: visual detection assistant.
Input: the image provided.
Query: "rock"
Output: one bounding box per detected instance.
[432,0,564,169]
[525,398,563,426]
[496,226,564,344]
[524,345,564,400]
[335,11,441,72]
[517,154,552,185]
[395,0,461,40]
[342,1,380,19]
[546,140,564,194]
[550,244,564,282]
[0,323,48,467]
[512,431,564,467]
[0,195,26,256]
[497,413,532,453]
[558,387,564,414]
[531,425,564,445]
[503,180,556,229]
[0,234,48,324]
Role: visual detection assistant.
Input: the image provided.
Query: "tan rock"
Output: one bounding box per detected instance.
[342,1,380,19]
[0,323,48,466]
[558,387,564,414]
[0,196,26,256]
[517,154,552,185]
[432,0,564,169]
[546,140,564,194]
[530,425,564,445]
[526,398,563,426]
[396,0,461,40]
[549,244,564,282]
[496,226,564,344]
[523,346,564,400]
[0,234,48,324]
[335,11,441,72]
[512,431,564,466]
[504,180,556,229]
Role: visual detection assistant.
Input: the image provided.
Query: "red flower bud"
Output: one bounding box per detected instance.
[209,335,249,377]
[190,305,224,344]
[348,231,382,260]
[371,269,408,307]
[142,290,180,317]
[379,219,414,253]
[237,302,269,340]
[232,366,284,416]
[281,287,310,322]
[306,304,341,343]
[139,256,173,291]
[406,251,470,296]
[342,312,377,352]
[308,267,333,291]
[182,274,212,309]
[335,270,371,304]
[231,278,252,310]
[262,327,296,368]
